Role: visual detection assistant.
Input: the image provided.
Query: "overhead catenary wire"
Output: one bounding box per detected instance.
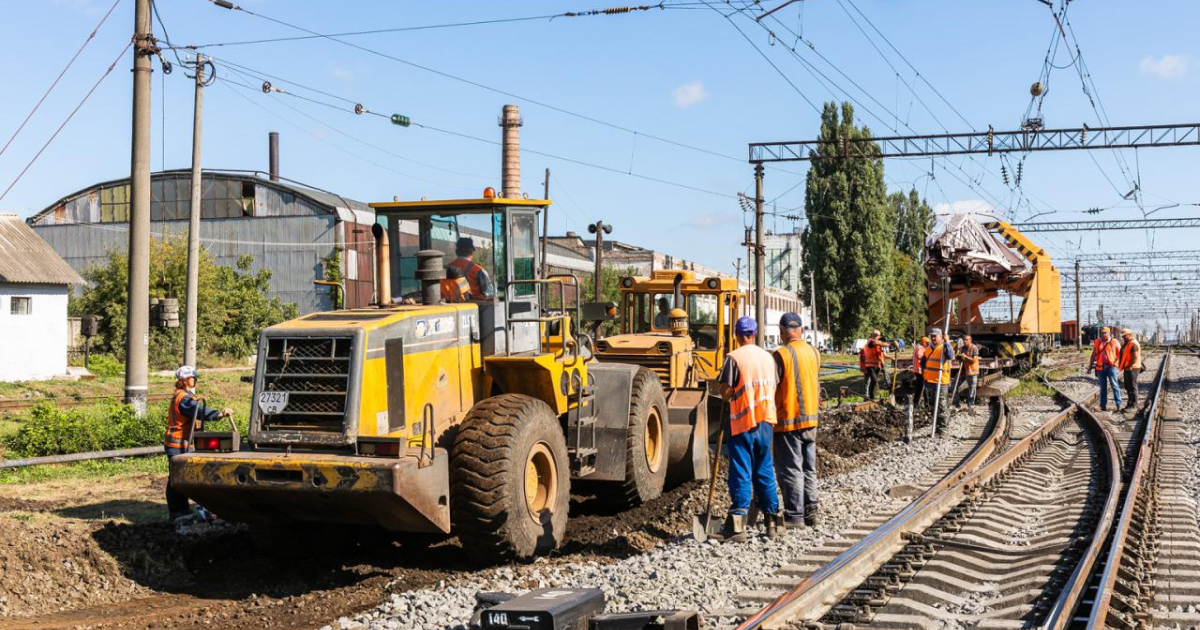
[0,0,122,160]
[0,41,133,202]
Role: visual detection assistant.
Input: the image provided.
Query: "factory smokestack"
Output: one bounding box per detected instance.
[499,105,522,198]
[268,131,280,182]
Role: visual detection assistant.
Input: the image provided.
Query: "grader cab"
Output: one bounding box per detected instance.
[170,194,711,561]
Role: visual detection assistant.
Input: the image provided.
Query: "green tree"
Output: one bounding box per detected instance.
[887,189,935,340]
[72,235,298,368]
[801,102,894,344]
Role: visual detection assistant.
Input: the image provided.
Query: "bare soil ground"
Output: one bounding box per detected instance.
[0,401,914,630]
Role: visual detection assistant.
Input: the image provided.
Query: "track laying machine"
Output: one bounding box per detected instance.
[925,214,1061,370]
[171,192,711,560]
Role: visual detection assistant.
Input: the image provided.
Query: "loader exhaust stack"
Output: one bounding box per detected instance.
[416,250,446,306]
[372,223,392,306]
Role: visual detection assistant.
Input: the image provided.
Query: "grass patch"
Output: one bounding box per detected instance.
[1008,373,1055,398]
[1047,366,1083,381]
[0,454,167,485]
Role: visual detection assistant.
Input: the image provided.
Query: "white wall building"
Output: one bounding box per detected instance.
[0,213,85,381]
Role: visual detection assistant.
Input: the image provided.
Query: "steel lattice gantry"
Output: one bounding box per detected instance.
[1071,250,1200,263]
[1012,217,1200,232]
[749,123,1200,162]
[1064,266,1200,282]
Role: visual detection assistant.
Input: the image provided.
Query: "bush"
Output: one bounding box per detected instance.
[85,354,124,378]
[5,401,167,457]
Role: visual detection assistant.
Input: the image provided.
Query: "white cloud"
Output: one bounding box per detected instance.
[672,81,709,108]
[931,199,1000,218]
[684,211,736,229]
[1139,54,1189,80]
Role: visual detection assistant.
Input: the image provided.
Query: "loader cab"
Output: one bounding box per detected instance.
[370,195,548,357]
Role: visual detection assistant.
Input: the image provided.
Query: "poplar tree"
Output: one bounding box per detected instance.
[887,189,936,339]
[801,102,893,344]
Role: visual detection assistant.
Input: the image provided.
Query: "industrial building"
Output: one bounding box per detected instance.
[27,161,376,314]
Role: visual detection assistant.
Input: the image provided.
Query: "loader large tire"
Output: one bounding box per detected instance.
[611,367,669,508]
[450,394,570,562]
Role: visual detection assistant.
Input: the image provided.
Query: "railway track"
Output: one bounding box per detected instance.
[732,354,1186,630]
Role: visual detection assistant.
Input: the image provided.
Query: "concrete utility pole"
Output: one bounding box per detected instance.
[183,53,205,368]
[753,163,765,345]
[125,0,153,415]
[540,168,550,277]
[1074,260,1082,350]
[810,271,817,333]
[588,220,611,302]
[742,227,753,317]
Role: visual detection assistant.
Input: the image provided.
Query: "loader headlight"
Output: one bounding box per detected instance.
[657,342,672,355]
[621,277,634,288]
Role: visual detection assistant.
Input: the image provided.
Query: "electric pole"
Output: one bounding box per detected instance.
[125,0,153,415]
[540,168,550,277]
[742,227,753,317]
[810,271,816,334]
[753,163,765,345]
[1074,260,1081,350]
[183,54,205,367]
[588,220,611,302]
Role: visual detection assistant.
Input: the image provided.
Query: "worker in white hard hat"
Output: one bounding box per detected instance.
[164,366,232,523]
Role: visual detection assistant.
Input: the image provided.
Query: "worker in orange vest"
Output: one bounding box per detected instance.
[858,330,890,400]
[1089,326,1123,412]
[165,366,232,523]
[952,335,981,409]
[909,336,929,406]
[1118,328,1142,410]
[773,312,822,529]
[447,237,492,300]
[717,317,781,541]
[922,328,955,435]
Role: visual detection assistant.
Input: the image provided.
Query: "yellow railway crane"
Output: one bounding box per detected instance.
[171,193,710,560]
[926,216,1061,369]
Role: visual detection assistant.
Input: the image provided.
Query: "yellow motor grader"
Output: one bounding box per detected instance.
[170,194,710,560]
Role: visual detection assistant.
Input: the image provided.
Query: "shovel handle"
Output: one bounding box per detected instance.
[702,405,727,520]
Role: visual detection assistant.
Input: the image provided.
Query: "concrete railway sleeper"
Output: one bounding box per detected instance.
[735,368,1122,630]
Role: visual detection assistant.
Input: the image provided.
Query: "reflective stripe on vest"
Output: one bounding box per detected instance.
[164,389,193,449]
[440,277,469,302]
[1093,338,1120,369]
[923,343,951,385]
[448,258,486,299]
[727,345,778,436]
[776,341,820,432]
[962,346,980,376]
[1119,340,1141,370]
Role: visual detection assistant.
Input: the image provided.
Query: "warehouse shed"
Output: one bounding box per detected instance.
[27,169,376,313]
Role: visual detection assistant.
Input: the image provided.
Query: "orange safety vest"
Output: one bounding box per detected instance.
[727,345,778,436]
[859,342,883,369]
[961,345,980,376]
[448,258,486,300]
[164,389,197,449]
[440,277,470,302]
[923,343,952,386]
[1093,338,1120,370]
[1119,339,1141,370]
[775,340,821,433]
[910,344,926,374]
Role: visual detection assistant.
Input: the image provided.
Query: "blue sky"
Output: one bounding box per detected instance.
[3,0,1199,327]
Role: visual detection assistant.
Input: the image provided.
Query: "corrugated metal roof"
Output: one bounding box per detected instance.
[0,214,85,285]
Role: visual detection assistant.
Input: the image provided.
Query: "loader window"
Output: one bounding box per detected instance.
[688,294,719,350]
[509,213,537,298]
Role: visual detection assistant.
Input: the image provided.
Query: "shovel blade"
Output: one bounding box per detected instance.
[692,512,723,541]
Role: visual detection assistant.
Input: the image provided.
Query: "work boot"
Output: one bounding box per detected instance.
[764,513,782,539]
[721,514,747,543]
[804,504,822,528]
[784,518,806,530]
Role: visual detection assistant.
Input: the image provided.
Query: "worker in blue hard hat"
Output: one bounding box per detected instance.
[716,316,782,541]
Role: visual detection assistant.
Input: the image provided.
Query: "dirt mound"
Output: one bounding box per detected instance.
[816,405,923,476]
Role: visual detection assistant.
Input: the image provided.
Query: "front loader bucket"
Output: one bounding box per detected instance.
[170,450,451,533]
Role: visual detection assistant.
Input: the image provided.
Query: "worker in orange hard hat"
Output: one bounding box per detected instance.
[1118,328,1142,410]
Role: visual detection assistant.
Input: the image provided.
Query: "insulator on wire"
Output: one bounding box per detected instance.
[1016,161,1023,186]
[1000,164,1010,186]
[354,104,365,115]
[390,114,411,127]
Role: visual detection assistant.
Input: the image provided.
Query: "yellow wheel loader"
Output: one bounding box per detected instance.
[170,194,710,561]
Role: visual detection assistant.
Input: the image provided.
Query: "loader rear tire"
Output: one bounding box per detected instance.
[450,394,570,562]
[609,367,669,508]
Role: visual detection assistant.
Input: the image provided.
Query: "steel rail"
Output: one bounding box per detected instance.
[734,394,1015,629]
[1082,350,1171,628]
[738,378,1117,629]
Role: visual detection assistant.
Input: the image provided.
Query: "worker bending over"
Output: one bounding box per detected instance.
[1089,327,1123,412]
[448,237,492,300]
[164,366,232,523]
[858,330,890,400]
[909,337,929,406]
[1118,328,1141,410]
[717,317,782,541]
[772,313,822,529]
[922,328,955,436]
[953,335,980,409]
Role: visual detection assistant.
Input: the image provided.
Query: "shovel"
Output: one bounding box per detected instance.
[692,405,727,542]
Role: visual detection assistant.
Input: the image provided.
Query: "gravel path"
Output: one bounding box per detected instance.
[323,413,982,630]
[1157,352,1200,623]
